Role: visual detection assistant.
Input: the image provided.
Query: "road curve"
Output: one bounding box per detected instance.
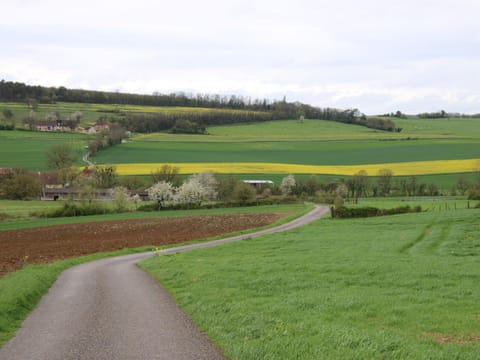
[0,205,329,360]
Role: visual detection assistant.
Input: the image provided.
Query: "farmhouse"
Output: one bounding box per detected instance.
[34,120,73,132]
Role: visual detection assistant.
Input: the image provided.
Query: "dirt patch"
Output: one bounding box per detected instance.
[428,333,480,345]
[0,212,287,276]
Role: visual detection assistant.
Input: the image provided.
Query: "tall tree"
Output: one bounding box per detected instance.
[92,165,118,188]
[45,143,79,170]
[376,169,393,196]
[151,165,182,187]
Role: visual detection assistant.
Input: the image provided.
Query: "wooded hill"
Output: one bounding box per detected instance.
[0,80,399,133]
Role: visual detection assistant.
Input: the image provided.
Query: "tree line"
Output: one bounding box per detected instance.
[0,80,400,133]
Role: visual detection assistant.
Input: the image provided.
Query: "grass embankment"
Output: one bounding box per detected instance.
[0,204,310,347]
[140,208,480,359]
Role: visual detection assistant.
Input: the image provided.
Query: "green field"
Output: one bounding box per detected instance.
[93,138,480,166]
[0,200,62,218]
[2,117,480,187]
[0,130,88,170]
[140,208,480,359]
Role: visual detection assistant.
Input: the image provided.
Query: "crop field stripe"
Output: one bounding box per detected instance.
[112,158,480,176]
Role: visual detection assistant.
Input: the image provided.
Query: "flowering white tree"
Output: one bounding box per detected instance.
[175,178,208,206]
[147,181,175,209]
[189,171,218,201]
[280,174,296,195]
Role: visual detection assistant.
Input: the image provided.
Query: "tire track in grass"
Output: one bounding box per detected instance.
[399,223,433,254]
[425,223,452,255]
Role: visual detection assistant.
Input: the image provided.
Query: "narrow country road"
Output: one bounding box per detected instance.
[82,151,94,167]
[0,205,329,360]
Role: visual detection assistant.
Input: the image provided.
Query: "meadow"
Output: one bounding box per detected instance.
[94,137,480,166]
[140,207,480,359]
[0,130,88,170]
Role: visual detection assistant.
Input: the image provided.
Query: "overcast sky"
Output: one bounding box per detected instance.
[1,0,480,114]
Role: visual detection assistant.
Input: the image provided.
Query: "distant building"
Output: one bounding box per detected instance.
[243,180,274,190]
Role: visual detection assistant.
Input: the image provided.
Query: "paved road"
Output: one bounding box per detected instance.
[0,205,329,360]
[82,151,94,167]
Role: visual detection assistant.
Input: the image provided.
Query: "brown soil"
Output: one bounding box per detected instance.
[0,212,286,276]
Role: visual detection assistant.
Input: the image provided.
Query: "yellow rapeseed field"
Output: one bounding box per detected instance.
[114,159,480,176]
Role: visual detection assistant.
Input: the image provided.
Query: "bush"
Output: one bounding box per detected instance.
[37,202,115,218]
[137,197,300,212]
[332,205,422,219]
[467,188,480,200]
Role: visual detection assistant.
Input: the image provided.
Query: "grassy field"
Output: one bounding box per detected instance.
[89,118,480,188]
[2,117,480,186]
[144,118,480,141]
[140,208,480,359]
[93,138,480,166]
[0,130,88,170]
[0,200,63,218]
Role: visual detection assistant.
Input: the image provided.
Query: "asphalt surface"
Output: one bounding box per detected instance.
[0,205,329,360]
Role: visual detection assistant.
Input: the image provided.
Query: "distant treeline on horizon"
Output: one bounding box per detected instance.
[0,79,401,133]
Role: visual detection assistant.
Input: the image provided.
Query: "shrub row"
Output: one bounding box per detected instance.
[137,197,299,212]
[34,202,117,218]
[331,205,422,219]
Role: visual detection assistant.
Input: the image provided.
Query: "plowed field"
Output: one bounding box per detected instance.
[0,212,286,275]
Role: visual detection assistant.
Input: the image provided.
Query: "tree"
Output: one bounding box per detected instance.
[335,183,348,199]
[117,176,147,191]
[280,175,296,196]
[92,165,118,188]
[456,177,470,195]
[305,175,320,196]
[45,143,80,170]
[109,186,131,212]
[189,171,218,201]
[232,182,256,204]
[2,108,13,119]
[349,170,369,203]
[147,181,175,209]
[0,169,42,200]
[376,169,393,196]
[58,166,81,186]
[151,164,182,187]
[175,179,207,206]
[216,176,239,201]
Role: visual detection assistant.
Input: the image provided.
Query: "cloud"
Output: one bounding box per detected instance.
[1,0,480,114]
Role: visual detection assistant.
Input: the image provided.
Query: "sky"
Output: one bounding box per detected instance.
[1,0,480,114]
